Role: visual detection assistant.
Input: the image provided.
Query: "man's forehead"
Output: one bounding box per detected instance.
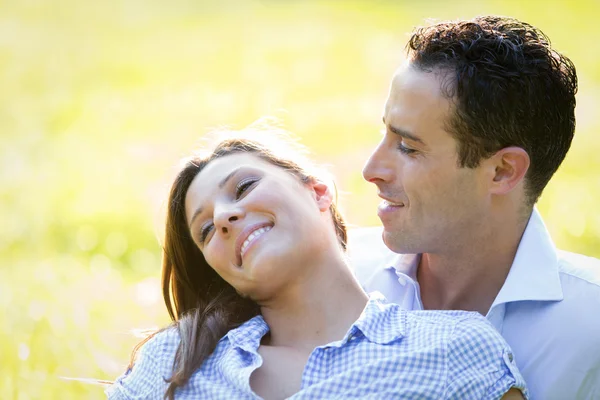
[383,67,458,147]
[391,65,444,93]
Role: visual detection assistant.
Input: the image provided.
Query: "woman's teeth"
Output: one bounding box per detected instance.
[241,226,272,256]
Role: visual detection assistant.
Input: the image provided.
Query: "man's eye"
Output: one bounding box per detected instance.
[199,223,214,244]
[397,142,417,155]
[235,177,258,199]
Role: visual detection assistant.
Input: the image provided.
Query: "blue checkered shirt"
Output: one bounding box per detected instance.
[106,293,527,399]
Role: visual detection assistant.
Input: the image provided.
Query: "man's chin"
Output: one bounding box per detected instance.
[382,229,417,254]
[382,230,403,253]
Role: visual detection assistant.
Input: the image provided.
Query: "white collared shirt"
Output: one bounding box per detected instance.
[348,209,600,400]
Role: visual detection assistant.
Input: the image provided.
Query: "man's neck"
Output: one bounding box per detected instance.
[259,258,369,352]
[417,213,529,315]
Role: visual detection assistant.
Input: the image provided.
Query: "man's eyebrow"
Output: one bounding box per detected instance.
[189,167,243,226]
[382,117,425,144]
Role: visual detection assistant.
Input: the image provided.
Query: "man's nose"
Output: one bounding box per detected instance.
[214,204,245,235]
[363,140,394,184]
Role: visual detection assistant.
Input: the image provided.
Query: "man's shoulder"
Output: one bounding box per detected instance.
[556,249,600,288]
[553,250,600,325]
[532,250,600,335]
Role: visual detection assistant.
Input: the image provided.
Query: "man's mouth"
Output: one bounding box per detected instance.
[377,199,406,218]
[381,199,404,207]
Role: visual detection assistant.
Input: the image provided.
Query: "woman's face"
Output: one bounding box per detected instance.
[184,153,333,301]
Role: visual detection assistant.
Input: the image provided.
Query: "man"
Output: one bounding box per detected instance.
[351,16,600,400]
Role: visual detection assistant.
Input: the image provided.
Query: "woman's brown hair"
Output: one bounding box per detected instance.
[130,130,347,399]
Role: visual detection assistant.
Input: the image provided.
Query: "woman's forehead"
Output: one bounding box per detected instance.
[198,153,281,182]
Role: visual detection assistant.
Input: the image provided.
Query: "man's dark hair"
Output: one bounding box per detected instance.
[407,15,577,205]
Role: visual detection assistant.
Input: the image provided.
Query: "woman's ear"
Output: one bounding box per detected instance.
[308,177,334,211]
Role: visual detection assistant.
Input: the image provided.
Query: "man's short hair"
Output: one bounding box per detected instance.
[407,16,577,205]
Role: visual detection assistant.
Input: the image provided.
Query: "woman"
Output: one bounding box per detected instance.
[106,127,528,399]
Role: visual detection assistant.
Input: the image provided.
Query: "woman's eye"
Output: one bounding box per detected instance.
[235,178,258,199]
[397,142,417,155]
[199,223,214,244]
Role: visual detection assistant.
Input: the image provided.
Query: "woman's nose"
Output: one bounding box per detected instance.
[213,204,244,235]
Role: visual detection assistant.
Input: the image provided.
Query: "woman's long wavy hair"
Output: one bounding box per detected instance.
[130,132,348,399]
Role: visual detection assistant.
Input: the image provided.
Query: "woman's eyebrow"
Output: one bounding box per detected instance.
[219,167,243,189]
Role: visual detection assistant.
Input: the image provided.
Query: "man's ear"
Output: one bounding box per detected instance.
[308,178,334,211]
[486,147,530,195]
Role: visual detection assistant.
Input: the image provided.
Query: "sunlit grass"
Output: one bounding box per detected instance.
[2,0,599,397]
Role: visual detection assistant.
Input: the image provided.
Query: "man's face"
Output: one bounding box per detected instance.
[363,64,489,254]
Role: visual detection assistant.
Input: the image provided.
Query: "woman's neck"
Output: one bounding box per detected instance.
[258,257,368,352]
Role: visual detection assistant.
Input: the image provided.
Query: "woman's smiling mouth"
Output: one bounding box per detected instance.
[235,223,273,266]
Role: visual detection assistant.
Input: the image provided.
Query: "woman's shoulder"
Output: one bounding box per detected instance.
[442,312,510,358]
[138,326,181,362]
[372,295,506,352]
[360,294,492,347]
[370,293,488,333]
[407,308,489,329]
[402,309,526,397]
[405,308,503,347]
[105,327,181,400]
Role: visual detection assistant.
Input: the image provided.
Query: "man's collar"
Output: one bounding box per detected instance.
[389,208,564,307]
[490,208,563,308]
[389,253,419,282]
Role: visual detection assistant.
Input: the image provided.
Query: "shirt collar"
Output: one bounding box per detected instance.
[226,315,269,353]
[490,208,563,308]
[389,253,420,281]
[352,292,407,344]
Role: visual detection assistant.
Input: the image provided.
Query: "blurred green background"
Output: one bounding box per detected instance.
[2,0,599,398]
